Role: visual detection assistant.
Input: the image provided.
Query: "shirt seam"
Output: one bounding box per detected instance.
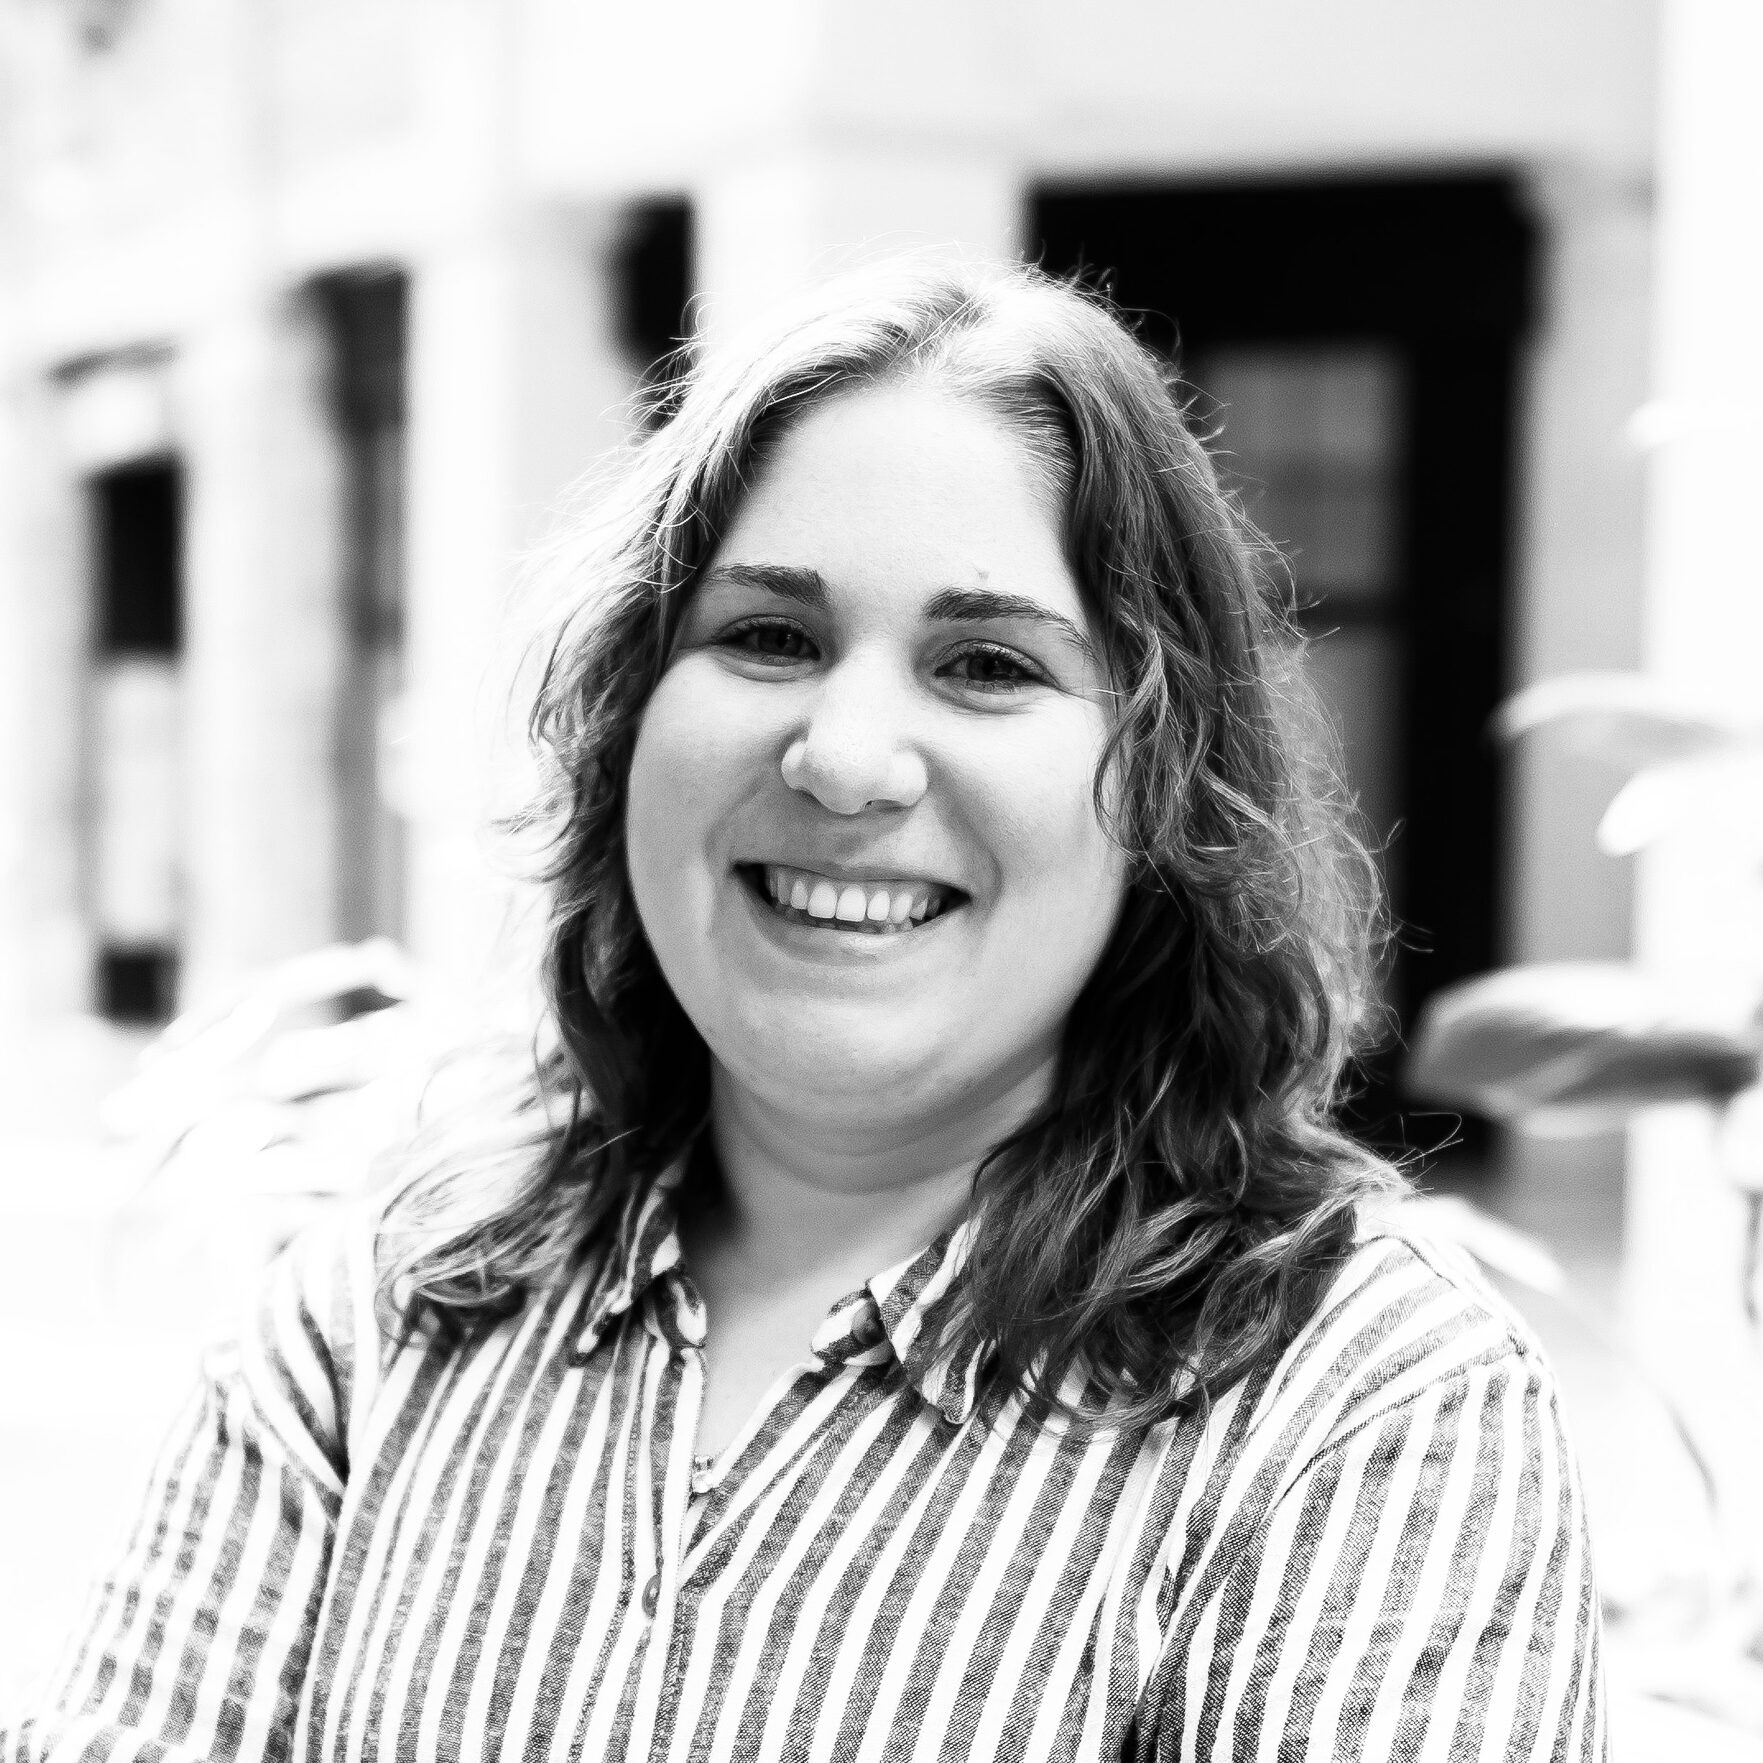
[1156,1347,1550,1658]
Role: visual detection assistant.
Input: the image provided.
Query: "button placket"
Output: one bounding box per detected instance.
[642,1283,705,1642]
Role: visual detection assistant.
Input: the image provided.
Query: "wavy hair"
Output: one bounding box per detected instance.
[377,259,1398,1424]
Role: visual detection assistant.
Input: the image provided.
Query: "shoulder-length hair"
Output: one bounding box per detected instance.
[378,258,1396,1425]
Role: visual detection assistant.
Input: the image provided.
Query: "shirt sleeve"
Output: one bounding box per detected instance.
[1144,1353,1608,1762]
[2,1208,376,1763]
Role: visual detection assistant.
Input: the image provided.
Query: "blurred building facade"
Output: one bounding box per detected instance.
[3,3,1758,1306]
[0,0,1658,1022]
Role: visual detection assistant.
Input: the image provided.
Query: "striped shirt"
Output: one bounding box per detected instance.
[5,1166,1606,1762]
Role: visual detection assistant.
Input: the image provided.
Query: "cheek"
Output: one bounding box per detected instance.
[625,671,740,936]
[971,710,1125,944]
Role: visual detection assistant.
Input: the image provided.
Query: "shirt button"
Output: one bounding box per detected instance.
[641,1573,661,1617]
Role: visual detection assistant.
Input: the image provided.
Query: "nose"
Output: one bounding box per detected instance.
[779,652,929,815]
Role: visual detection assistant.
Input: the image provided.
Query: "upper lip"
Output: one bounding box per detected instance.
[737,857,966,893]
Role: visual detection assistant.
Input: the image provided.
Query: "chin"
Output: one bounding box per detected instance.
[712,1001,952,1113]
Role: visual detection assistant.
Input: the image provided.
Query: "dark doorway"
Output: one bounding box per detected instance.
[316,269,409,945]
[88,456,184,1023]
[95,461,182,655]
[1032,177,1537,1157]
[615,197,695,410]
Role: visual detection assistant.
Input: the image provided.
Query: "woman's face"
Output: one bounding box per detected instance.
[625,382,1128,1143]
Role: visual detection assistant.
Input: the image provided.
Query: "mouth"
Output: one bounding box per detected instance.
[737,863,966,936]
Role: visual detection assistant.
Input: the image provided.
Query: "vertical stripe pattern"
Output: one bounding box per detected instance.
[3,1181,1607,1762]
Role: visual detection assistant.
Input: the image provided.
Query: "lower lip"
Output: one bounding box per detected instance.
[733,873,960,959]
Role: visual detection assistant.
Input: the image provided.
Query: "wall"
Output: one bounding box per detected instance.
[0,0,1658,1121]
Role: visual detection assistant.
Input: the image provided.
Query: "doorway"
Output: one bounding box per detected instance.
[1032,177,1536,1155]
[88,456,184,1023]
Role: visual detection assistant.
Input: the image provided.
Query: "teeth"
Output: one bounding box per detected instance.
[757,865,952,933]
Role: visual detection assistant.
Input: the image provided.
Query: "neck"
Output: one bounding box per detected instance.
[695,1054,1056,1286]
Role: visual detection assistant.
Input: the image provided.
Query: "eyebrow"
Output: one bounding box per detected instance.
[697,565,1096,663]
[699,563,828,606]
[922,587,1096,663]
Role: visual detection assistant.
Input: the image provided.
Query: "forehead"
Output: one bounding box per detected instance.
[711,384,1082,620]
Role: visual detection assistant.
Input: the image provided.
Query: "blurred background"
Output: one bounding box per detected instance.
[1,0,1761,1746]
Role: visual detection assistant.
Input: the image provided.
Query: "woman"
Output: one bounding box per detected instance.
[7,262,1604,1762]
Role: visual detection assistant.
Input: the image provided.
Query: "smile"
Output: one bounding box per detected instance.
[740,864,962,935]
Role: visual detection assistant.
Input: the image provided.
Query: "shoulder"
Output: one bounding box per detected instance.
[219,1197,389,1488]
[1144,1226,1607,1755]
[1207,1217,1559,1505]
[1299,1220,1542,1422]
[1146,1219,1577,1596]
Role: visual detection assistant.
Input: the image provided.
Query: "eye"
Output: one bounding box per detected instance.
[938,641,1048,693]
[720,617,818,664]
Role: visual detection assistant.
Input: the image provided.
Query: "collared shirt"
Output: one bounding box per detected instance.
[5,1170,1606,1763]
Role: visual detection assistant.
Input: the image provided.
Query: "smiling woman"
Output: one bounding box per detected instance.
[5,263,1606,1762]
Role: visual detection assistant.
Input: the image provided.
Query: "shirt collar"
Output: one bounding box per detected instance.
[569,1164,991,1425]
[569,1155,688,1357]
[858,1218,990,1423]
